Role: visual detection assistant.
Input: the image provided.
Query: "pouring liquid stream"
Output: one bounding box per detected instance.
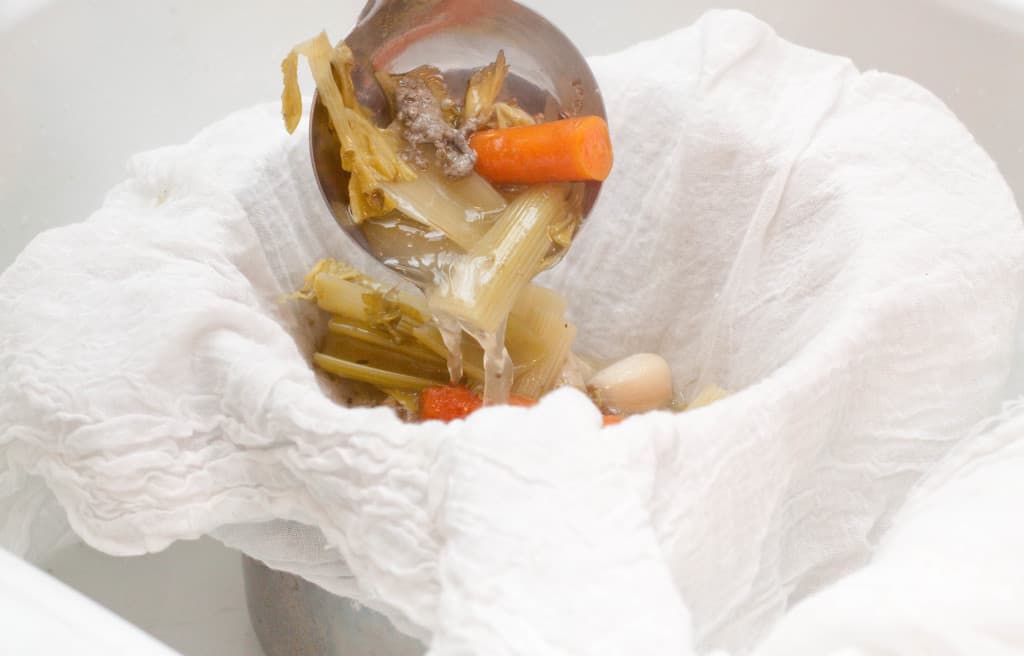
[463,319,513,404]
[363,210,518,403]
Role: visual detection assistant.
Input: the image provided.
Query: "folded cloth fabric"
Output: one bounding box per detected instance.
[2,9,1023,655]
[755,399,1024,656]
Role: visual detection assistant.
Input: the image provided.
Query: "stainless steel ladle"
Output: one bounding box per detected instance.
[309,0,608,271]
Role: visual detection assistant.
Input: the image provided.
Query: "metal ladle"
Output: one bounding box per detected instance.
[309,0,608,275]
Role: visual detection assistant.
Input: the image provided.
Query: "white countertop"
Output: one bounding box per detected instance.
[44,539,262,656]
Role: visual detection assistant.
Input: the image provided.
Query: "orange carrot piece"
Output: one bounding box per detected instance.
[420,385,538,422]
[420,385,483,422]
[420,385,621,426]
[469,116,613,184]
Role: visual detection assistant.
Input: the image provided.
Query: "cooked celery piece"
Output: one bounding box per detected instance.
[296,260,576,403]
[403,324,486,384]
[463,51,508,128]
[313,353,442,390]
[298,260,432,339]
[313,275,372,321]
[511,283,568,322]
[322,332,449,382]
[407,324,448,359]
[446,171,508,216]
[504,289,561,376]
[493,102,537,129]
[425,185,571,402]
[547,183,585,251]
[281,33,416,222]
[328,319,447,367]
[301,256,430,319]
[506,285,577,399]
[382,388,421,415]
[293,258,363,299]
[298,260,493,385]
[294,259,373,321]
[472,184,567,256]
[329,40,362,116]
[381,167,506,250]
[429,184,569,334]
[281,51,302,133]
[512,323,575,399]
[312,274,427,339]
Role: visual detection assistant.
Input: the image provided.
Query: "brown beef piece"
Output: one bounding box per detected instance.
[394,76,476,178]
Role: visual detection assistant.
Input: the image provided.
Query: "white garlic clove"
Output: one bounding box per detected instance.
[587,353,673,415]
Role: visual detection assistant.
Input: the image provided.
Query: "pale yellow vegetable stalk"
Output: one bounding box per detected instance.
[381,388,421,415]
[381,168,506,250]
[281,32,416,222]
[295,259,431,339]
[297,260,486,382]
[313,353,442,390]
[493,102,537,129]
[321,331,449,382]
[428,184,569,334]
[506,285,577,399]
[462,50,508,127]
[547,183,585,252]
[298,261,577,401]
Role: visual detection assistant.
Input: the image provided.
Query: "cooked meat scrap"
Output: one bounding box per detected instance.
[394,76,476,178]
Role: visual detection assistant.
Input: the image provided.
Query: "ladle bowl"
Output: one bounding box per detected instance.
[309,0,608,272]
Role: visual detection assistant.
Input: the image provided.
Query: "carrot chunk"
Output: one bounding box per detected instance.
[469,116,613,184]
[420,385,621,427]
[420,385,483,421]
[420,385,538,422]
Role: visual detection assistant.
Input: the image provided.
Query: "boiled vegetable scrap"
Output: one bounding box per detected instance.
[283,32,724,422]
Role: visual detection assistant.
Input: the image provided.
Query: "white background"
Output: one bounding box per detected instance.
[2,0,1023,271]
[2,1,1024,654]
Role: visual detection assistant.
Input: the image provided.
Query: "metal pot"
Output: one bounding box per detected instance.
[242,556,425,656]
